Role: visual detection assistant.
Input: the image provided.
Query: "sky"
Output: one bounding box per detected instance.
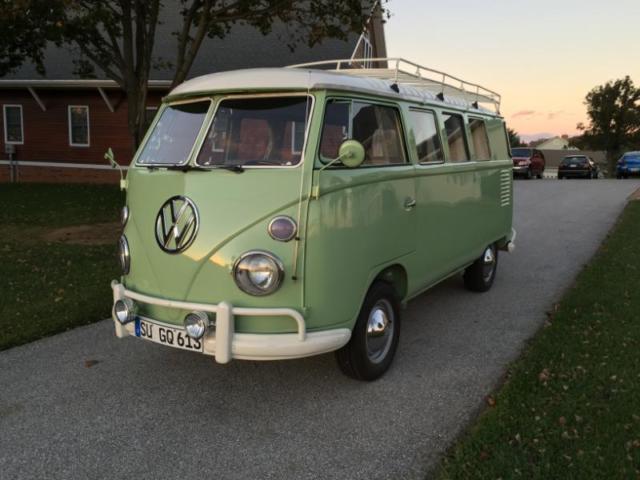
[384,0,640,141]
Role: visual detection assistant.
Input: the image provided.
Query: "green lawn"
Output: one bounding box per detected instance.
[0,184,124,350]
[437,200,640,479]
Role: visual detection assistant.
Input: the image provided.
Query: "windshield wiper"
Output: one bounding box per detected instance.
[162,164,245,173]
[165,165,210,172]
[212,165,245,173]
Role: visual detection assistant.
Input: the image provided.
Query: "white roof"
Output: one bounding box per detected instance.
[168,64,499,114]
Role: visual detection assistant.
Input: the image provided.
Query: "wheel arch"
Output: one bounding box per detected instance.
[372,263,408,302]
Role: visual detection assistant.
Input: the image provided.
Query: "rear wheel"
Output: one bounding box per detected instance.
[464,245,498,293]
[336,281,401,381]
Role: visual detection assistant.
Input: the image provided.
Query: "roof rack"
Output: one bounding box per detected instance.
[287,57,501,113]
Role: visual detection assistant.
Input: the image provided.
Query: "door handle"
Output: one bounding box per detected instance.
[404,197,416,210]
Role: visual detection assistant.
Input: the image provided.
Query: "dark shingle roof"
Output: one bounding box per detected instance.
[4,12,359,81]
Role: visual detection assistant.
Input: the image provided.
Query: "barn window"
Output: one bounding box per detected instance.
[68,105,90,147]
[3,105,24,144]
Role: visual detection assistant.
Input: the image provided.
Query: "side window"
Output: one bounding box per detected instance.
[319,99,406,166]
[442,113,469,162]
[319,100,350,159]
[409,109,444,163]
[468,117,491,161]
[486,118,510,159]
[352,102,406,165]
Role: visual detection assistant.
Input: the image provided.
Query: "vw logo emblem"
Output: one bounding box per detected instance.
[155,196,199,254]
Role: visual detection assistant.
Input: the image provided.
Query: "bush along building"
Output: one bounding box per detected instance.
[0,9,386,184]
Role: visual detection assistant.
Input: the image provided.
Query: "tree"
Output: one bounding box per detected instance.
[507,128,525,147]
[1,1,376,147]
[577,76,640,169]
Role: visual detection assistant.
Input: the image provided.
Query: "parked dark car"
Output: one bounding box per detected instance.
[616,151,640,178]
[558,155,599,179]
[511,148,545,179]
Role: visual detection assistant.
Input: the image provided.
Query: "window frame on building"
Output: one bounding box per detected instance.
[3,104,24,145]
[143,106,159,136]
[68,105,91,147]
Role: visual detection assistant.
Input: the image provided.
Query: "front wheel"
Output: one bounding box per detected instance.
[336,281,401,381]
[464,245,499,292]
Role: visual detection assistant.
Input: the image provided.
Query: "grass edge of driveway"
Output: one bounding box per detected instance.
[434,198,640,479]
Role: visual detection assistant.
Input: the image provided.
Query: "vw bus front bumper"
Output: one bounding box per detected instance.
[111,281,351,363]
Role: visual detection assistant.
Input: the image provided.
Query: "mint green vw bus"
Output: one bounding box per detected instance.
[111,58,515,380]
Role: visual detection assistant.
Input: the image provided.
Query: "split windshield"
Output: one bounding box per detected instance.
[137,100,210,165]
[196,96,311,167]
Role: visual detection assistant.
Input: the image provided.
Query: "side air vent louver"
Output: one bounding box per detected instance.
[500,169,512,207]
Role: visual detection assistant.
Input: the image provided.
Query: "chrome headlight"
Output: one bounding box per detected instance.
[118,235,130,274]
[113,298,135,324]
[121,206,130,227]
[184,311,209,340]
[233,251,284,296]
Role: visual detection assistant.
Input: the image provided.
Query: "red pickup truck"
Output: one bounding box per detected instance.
[511,148,546,179]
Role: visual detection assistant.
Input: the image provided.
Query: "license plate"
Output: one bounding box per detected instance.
[135,318,203,352]
[570,165,577,168]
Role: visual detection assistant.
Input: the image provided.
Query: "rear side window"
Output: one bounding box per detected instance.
[468,118,491,161]
[319,100,407,166]
[442,113,469,162]
[138,101,210,165]
[409,109,444,163]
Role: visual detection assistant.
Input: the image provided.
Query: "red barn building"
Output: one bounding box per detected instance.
[0,9,386,184]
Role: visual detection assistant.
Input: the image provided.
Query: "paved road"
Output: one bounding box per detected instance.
[1,180,639,480]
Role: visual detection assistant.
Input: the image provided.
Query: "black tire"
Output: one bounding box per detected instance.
[336,281,401,381]
[463,244,499,293]
[537,173,543,179]
[526,169,533,180]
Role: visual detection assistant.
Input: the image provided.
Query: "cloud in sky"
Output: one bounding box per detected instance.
[512,110,536,118]
[547,110,564,120]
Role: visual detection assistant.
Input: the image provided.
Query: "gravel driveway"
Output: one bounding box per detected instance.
[1,179,639,480]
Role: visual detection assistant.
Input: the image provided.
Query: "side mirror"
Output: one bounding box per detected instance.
[104,147,116,166]
[337,139,365,168]
[313,139,366,199]
[104,147,126,191]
